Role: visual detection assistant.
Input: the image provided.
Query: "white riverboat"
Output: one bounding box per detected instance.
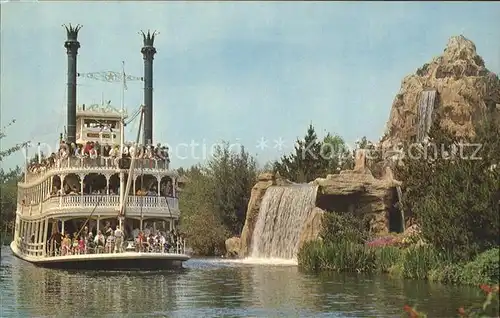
[10,24,190,270]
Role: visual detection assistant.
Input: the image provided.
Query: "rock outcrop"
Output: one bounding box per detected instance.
[298,207,326,250]
[238,154,401,258]
[224,236,241,258]
[312,168,400,234]
[381,35,500,148]
[239,173,276,257]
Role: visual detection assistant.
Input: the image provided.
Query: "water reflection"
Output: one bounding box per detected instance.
[9,261,182,317]
[0,249,489,318]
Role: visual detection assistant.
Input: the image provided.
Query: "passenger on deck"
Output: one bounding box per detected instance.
[105,232,115,253]
[86,232,95,252]
[103,221,113,238]
[94,230,105,252]
[137,231,147,252]
[78,236,85,254]
[72,232,79,254]
[89,146,98,159]
[114,226,124,253]
[158,232,166,252]
[61,234,71,256]
[132,228,140,239]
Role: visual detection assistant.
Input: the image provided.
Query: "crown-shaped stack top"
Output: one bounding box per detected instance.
[64,24,82,42]
[141,30,157,47]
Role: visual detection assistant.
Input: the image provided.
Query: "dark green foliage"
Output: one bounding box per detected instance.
[320,211,368,244]
[179,143,257,256]
[273,124,351,183]
[0,119,28,244]
[395,115,500,260]
[400,245,443,280]
[297,240,377,273]
[0,167,22,244]
[460,248,500,285]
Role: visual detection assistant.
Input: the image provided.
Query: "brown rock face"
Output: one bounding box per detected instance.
[239,172,276,257]
[238,166,401,258]
[382,35,500,147]
[298,207,326,250]
[313,169,401,234]
[225,236,241,258]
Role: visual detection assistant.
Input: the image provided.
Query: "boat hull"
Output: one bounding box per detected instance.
[10,241,190,270]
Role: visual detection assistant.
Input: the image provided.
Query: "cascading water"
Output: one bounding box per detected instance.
[250,185,318,260]
[417,90,437,142]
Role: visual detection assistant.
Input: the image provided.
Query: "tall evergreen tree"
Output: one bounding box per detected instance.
[274,124,350,182]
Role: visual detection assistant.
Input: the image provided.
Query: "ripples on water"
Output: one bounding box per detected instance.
[0,247,486,317]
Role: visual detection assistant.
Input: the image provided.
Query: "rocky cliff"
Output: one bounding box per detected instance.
[239,173,276,257]
[238,156,400,258]
[381,35,500,148]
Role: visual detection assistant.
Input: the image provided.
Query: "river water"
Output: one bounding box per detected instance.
[0,247,486,317]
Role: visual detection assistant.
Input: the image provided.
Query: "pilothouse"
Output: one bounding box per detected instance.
[10,24,190,270]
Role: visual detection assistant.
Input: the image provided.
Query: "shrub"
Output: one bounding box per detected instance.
[395,116,500,261]
[400,245,444,280]
[428,263,465,285]
[375,246,402,272]
[320,211,368,244]
[460,248,500,286]
[298,240,377,273]
[366,236,399,247]
[297,240,324,272]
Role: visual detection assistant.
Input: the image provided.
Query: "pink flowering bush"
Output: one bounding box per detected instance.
[366,236,400,247]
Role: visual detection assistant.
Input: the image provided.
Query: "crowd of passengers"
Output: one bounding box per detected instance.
[28,139,170,174]
[47,222,183,256]
[47,183,176,198]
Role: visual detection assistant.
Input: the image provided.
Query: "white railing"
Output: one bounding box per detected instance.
[18,239,45,257]
[25,157,170,183]
[39,194,179,213]
[45,237,187,257]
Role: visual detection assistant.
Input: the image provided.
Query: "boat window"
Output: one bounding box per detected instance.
[83,119,118,129]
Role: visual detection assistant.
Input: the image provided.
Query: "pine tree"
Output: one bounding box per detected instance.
[274,124,349,183]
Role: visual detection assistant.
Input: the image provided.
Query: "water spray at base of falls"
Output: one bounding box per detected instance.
[249,185,318,260]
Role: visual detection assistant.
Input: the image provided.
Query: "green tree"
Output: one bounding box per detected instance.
[395,114,500,260]
[0,119,29,244]
[274,124,350,182]
[178,166,227,255]
[179,143,257,255]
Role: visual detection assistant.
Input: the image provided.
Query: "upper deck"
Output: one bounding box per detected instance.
[22,155,172,188]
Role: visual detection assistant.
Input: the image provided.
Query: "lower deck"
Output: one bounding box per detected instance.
[14,213,184,260]
[11,242,189,270]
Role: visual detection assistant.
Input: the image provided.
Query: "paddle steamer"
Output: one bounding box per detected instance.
[10,24,190,270]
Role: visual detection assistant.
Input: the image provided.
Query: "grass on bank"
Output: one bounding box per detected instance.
[298,240,499,286]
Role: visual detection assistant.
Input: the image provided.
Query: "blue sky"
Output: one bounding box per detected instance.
[1,2,499,170]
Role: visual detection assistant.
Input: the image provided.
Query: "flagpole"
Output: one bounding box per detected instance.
[118,61,126,231]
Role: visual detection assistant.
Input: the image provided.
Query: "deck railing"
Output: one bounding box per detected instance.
[18,239,46,257]
[36,194,179,214]
[46,237,187,258]
[25,157,170,183]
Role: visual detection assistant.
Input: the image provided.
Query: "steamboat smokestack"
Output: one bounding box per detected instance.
[141,30,157,146]
[63,23,82,144]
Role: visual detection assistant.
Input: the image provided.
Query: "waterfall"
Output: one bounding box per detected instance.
[417,90,437,142]
[250,185,318,260]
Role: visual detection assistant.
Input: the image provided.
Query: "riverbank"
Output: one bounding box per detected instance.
[298,240,499,286]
